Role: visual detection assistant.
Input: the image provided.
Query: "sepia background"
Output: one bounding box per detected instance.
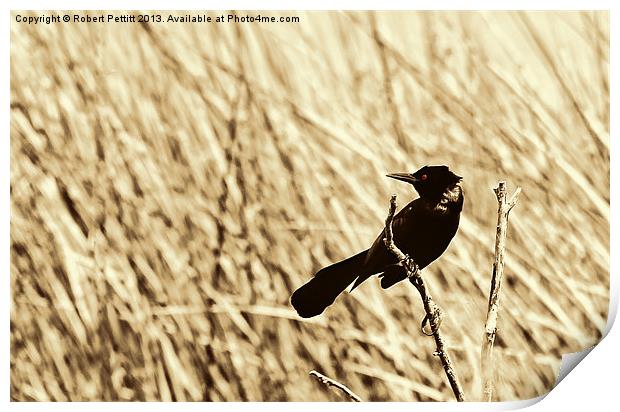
[10,11,609,401]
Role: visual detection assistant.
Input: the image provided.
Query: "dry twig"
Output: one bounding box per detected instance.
[481,181,521,401]
[383,194,466,402]
[309,370,363,402]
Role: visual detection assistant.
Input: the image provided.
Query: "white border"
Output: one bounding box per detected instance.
[2,1,617,11]
[3,2,617,411]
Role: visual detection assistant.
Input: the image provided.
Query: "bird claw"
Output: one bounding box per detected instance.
[421,303,443,336]
[402,255,420,278]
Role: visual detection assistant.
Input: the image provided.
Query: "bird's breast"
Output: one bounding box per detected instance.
[433,184,463,214]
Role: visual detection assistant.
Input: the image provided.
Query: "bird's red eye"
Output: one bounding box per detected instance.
[421,174,428,181]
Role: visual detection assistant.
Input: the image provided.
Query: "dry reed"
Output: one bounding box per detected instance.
[10,11,609,401]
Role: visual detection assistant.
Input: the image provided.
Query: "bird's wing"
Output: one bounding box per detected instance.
[348,199,428,291]
[364,198,429,268]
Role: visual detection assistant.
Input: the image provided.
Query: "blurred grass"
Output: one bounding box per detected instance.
[10,11,609,401]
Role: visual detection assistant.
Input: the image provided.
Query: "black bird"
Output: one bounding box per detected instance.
[291,165,463,318]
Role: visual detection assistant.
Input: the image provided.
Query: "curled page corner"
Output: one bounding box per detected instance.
[496,345,598,408]
[555,346,595,386]
[495,348,596,409]
[550,277,616,394]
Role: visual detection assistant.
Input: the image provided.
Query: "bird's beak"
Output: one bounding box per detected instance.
[386,173,418,184]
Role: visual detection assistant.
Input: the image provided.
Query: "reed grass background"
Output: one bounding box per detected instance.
[10,11,609,401]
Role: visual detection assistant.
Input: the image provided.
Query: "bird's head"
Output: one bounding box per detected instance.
[387,165,462,198]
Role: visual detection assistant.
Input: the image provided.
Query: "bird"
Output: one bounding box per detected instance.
[290,165,464,318]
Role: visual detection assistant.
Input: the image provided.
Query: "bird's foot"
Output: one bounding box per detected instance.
[402,255,420,278]
[421,302,443,336]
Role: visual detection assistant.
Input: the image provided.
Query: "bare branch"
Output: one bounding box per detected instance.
[383,194,465,402]
[309,370,363,402]
[508,186,522,212]
[383,194,408,262]
[481,181,521,401]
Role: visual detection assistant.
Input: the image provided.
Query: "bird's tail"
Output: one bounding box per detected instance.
[290,250,369,318]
